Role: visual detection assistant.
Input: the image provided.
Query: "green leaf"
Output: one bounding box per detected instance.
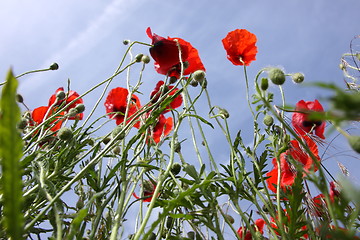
[67,208,88,240]
[0,69,24,239]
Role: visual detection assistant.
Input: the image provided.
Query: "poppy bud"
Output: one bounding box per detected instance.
[141,55,151,64]
[171,163,182,175]
[268,68,286,85]
[76,197,84,209]
[224,214,235,224]
[113,146,121,155]
[102,137,111,144]
[169,76,177,84]
[339,63,346,70]
[18,118,28,130]
[56,91,66,101]
[67,108,78,118]
[291,72,305,84]
[16,94,24,103]
[190,79,199,87]
[75,104,85,113]
[143,180,155,193]
[166,216,173,228]
[263,115,274,126]
[58,127,73,141]
[347,135,360,154]
[112,126,125,140]
[123,39,130,45]
[147,232,156,240]
[193,70,206,82]
[135,53,144,62]
[174,141,181,153]
[187,231,195,239]
[260,78,269,91]
[219,109,230,119]
[49,62,59,70]
[200,78,208,88]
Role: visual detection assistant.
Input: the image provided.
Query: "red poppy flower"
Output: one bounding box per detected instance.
[132,180,156,202]
[222,29,257,66]
[237,218,265,240]
[104,87,141,128]
[148,114,173,144]
[266,136,320,193]
[150,81,183,113]
[31,106,64,132]
[292,99,326,139]
[146,27,205,79]
[48,87,84,120]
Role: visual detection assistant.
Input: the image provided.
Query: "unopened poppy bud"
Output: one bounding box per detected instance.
[263,115,274,126]
[112,126,126,140]
[291,72,305,84]
[135,53,144,62]
[76,198,84,209]
[67,108,78,118]
[193,70,206,82]
[174,141,181,153]
[187,231,195,239]
[58,127,73,141]
[102,137,111,144]
[260,78,268,91]
[16,94,24,103]
[56,91,66,101]
[347,135,360,154]
[166,216,173,228]
[123,39,130,45]
[18,118,28,130]
[219,109,230,119]
[224,214,235,224]
[169,76,177,84]
[113,146,121,155]
[339,63,345,70]
[171,163,182,175]
[190,79,198,87]
[75,104,85,113]
[49,62,59,70]
[143,180,155,193]
[147,232,156,240]
[268,68,286,85]
[141,55,151,64]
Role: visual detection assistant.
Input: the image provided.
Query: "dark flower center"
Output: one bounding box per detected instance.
[302,120,322,128]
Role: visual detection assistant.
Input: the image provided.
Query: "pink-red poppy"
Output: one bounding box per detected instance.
[237,218,265,240]
[222,29,258,66]
[104,87,141,128]
[48,87,84,120]
[148,114,173,144]
[31,106,64,133]
[150,81,183,113]
[292,99,326,139]
[266,136,320,193]
[132,180,157,202]
[146,27,205,79]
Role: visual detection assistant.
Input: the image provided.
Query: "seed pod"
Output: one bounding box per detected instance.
[268,68,286,85]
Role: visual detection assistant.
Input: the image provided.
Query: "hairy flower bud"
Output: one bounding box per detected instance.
[291,72,305,84]
[260,78,269,91]
[224,214,235,224]
[141,55,151,64]
[18,117,28,130]
[112,126,126,140]
[339,63,346,70]
[219,108,230,119]
[193,70,206,82]
[268,68,286,85]
[171,163,182,175]
[263,115,274,126]
[58,127,73,141]
[67,108,78,118]
[190,79,199,87]
[123,39,130,45]
[135,53,144,62]
[16,94,24,103]
[113,146,121,155]
[102,137,111,145]
[56,91,66,101]
[49,62,59,70]
[169,76,177,84]
[348,135,360,154]
[75,104,85,113]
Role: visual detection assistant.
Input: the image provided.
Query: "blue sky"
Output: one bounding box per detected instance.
[1,0,360,237]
